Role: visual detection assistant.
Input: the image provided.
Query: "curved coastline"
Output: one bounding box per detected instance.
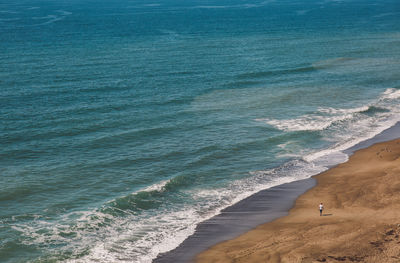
[153,121,400,263]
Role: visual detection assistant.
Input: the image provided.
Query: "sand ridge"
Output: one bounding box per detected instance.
[196,139,400,263]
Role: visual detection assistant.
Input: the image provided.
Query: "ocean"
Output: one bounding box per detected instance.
[1,0,400,262]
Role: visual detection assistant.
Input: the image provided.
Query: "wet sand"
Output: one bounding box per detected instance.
[154,179,315,263]
[197,138,400,263]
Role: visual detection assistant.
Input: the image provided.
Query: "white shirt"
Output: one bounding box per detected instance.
[319,204,324,210]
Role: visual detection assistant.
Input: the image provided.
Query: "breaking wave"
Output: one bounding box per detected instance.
[257,88,400,132]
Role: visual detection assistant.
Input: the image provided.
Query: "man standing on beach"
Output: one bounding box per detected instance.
[319,203,324,216]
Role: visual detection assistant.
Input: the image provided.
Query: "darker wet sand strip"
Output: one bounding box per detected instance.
[197,138,400,263]
[154,179,315,263]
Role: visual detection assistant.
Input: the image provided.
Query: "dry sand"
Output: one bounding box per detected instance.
[196,139,400,263]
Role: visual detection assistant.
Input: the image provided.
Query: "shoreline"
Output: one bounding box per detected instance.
[153,122,400,263]
[154,178,316,263]
[197,130,400,262]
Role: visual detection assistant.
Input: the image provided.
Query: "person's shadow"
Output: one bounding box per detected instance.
[322,214,333,216]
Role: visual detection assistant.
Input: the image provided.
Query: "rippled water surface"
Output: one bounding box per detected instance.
[1,0,400,262]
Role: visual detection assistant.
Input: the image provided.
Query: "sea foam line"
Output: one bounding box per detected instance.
[257,88,400,132]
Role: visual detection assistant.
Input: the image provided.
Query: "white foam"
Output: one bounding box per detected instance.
[64,208,201,263]
[381,88,400,100]
[257,87,400,132]
[256,105,363,132]
[258,87,400,170]
[304,114,400,163]
[317,106,369,114]
[258,114,350,131]
[302,88,400,162]
[141,179,170,192]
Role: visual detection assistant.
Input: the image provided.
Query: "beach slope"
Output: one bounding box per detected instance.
[196,139,400,263]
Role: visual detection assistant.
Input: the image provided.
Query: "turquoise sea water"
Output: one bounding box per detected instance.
[1,0,400,262]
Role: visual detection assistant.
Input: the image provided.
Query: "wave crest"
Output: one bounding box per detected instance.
[256,106,369,132]
[257,88,400,132]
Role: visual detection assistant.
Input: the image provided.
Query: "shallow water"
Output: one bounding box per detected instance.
[1,0,400,262]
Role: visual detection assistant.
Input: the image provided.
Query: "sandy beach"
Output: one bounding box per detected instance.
[196,138,400,263]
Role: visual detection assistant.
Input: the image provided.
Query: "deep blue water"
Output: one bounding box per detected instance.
[1,0,400,262]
